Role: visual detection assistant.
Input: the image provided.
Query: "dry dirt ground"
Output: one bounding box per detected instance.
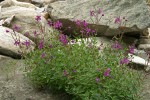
[0,58,149,100]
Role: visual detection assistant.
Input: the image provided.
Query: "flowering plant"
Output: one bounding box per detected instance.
[21,8,143,100]
[24,17,142,100]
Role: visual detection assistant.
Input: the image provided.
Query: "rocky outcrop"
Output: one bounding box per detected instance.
[138,28,150,50]
[0,6,56,45]
[0,26,35,58]
[128,53,150,71]
[0,0,36,8]
[49,0,150,37]
[0,0,149,71]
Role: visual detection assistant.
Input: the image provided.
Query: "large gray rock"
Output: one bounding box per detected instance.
[139,38,150,44]
[0,6,37,19]
[0,26,35,58]
[133,49,148,60]
[128,53,150,71]
[49,0,150,37]
[0,6,56,45]
[0,0,36,8]
[138,44,150,50]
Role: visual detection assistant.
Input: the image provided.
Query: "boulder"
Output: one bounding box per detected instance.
[138,44,150,50]
[0,0,37,8]
[133,49,149,60]
[0,15,15,26]
[0,6,56,45]
[139,38,150,44]
[49,0,150,37]
[0,26,35,58]
[128,53,150,71]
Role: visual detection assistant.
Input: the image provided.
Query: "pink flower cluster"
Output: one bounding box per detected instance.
[59,34,68,45]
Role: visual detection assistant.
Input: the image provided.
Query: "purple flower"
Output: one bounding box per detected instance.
[95,77,100,83]
[53,20,62,29]
[98,9,102,14]
[102,14,104,16]
[33,30,37,37]
[90,10,95,16]
[71,40,75,44]
[75,20,81,26]
[128,45,134,54]
[120,58,129,65]
[72,69,77,73]
[59,34,68,45]
[114,17,121,24]
[14,40,20,46]
[12,24,20,32]
[38,40,44,49]
[6,30,9,33]
[111,42,122,50]
[49,44,53,48]
[103,68,110,77]
[82,20,88,27]
[92,30,96,33]
[85,28,91,34]
[40,53,45,58]
[22,40,30,48]
[35,15,41,21]
[63,70,68,76]
[80,30,84,34]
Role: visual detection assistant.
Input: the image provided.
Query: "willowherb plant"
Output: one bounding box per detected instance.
[22,10,144,100]
[90,7,129,42]
[5,24,34,57]
[24,35,142,100]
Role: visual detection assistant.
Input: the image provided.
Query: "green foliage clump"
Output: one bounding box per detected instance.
[24,35,142,100]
